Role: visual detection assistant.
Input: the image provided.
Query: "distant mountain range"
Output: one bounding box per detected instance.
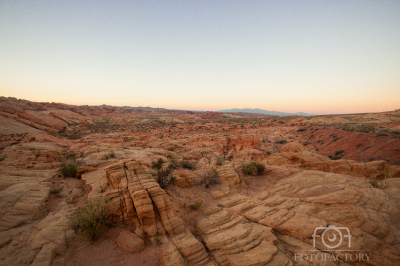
[99,104,313,116]
[217,108,314,116]
[100,104,169,112]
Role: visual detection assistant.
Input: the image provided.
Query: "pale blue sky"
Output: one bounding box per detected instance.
[1,1,399,114]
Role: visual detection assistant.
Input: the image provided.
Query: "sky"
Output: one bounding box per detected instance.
[0,1,399,115]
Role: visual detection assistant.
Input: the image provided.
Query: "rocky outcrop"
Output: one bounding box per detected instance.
[0,168,75,266]
[197,206,292,266]
[102,159,215,266]
[210,171,400,265]
[265,143,400,179]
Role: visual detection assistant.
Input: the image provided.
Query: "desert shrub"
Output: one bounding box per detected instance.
[70,196,111,240]
[328,154,342,160]
[180,160,195,170]
[303,141,311,146]
[267,151,271,155]
[335,150,344,156]
[0,156,6,161]
[391,130,400,135]
[198,168,220,188]
[190,199,204,210]
[297,128,306,132]
[49,187,63,194]
[216,156,224,166]
[241,161,265,175]
[168,157,179,169]
[65,152,76,160]
[152,158,164,170]
[369,174,389,190]
[156,168,176,189]
[358,124,375,133]
[376,133,388,137]
[356,143,363,148]
[275,140,287,144]
[60,163,77,177]
[103,150,115,160]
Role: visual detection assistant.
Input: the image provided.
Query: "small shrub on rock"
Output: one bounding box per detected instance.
[241,161,265,176]
[60,163,78,177]
[156,168,176,189]
[49,187,63,194]
[216,156,224,166]
[190,199,204,210]
[70,196,111,241]
[198,168,220,188]
[168,157,179,169]
[369,174,389,190]
[103,150,115,160]
[152,158,164,170]
[180,160,195,170]
[358,124,375,133]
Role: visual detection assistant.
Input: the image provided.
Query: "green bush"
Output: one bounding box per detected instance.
[156,168,176,189]
[49,187,63,194]
[152,158,164,170]
[198,168,221,188]
[216,156,224,166]
[0,156,6,161]
[65,152,76,160]
[180,160,195,170]
[241,161,266,175]
[358,124,375,133]
[60,163,78,177]
[103,150,115,160]
[369,174,389,190]
[70,196,111,240]
[303,141,311,146]
[190,199,204,210]
[168,157,179,169]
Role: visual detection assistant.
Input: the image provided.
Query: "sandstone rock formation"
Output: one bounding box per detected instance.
[102,159,216,266]
[0,168,75,266]
[209,171,400,265]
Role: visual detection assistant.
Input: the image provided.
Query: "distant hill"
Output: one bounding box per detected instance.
[100,104,168,112]
[217,108,314,116]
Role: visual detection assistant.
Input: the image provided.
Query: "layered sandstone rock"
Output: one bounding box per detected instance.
[197,206,292,266]
[0,168,75,266]
[265,143,400,179]
[102,159,215,265]
[210,170,400,265]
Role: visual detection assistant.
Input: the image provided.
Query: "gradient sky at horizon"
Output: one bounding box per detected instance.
[0,1,399,115]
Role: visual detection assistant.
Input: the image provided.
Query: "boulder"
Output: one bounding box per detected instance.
[116,230,145,253]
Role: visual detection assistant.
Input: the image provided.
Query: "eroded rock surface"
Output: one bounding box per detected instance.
[102,159,216,266]
[209,171,400,265]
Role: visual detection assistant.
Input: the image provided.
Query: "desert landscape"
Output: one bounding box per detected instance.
[1,96,400,265]
[1,1,399,265]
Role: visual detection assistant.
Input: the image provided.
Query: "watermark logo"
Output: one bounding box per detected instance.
[293,226,372,263]
[312,225,351,249]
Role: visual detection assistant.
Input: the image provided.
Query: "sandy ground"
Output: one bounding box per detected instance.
[66,226,162,266]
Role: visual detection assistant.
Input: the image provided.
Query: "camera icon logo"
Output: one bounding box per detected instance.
[312,225,351,249]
